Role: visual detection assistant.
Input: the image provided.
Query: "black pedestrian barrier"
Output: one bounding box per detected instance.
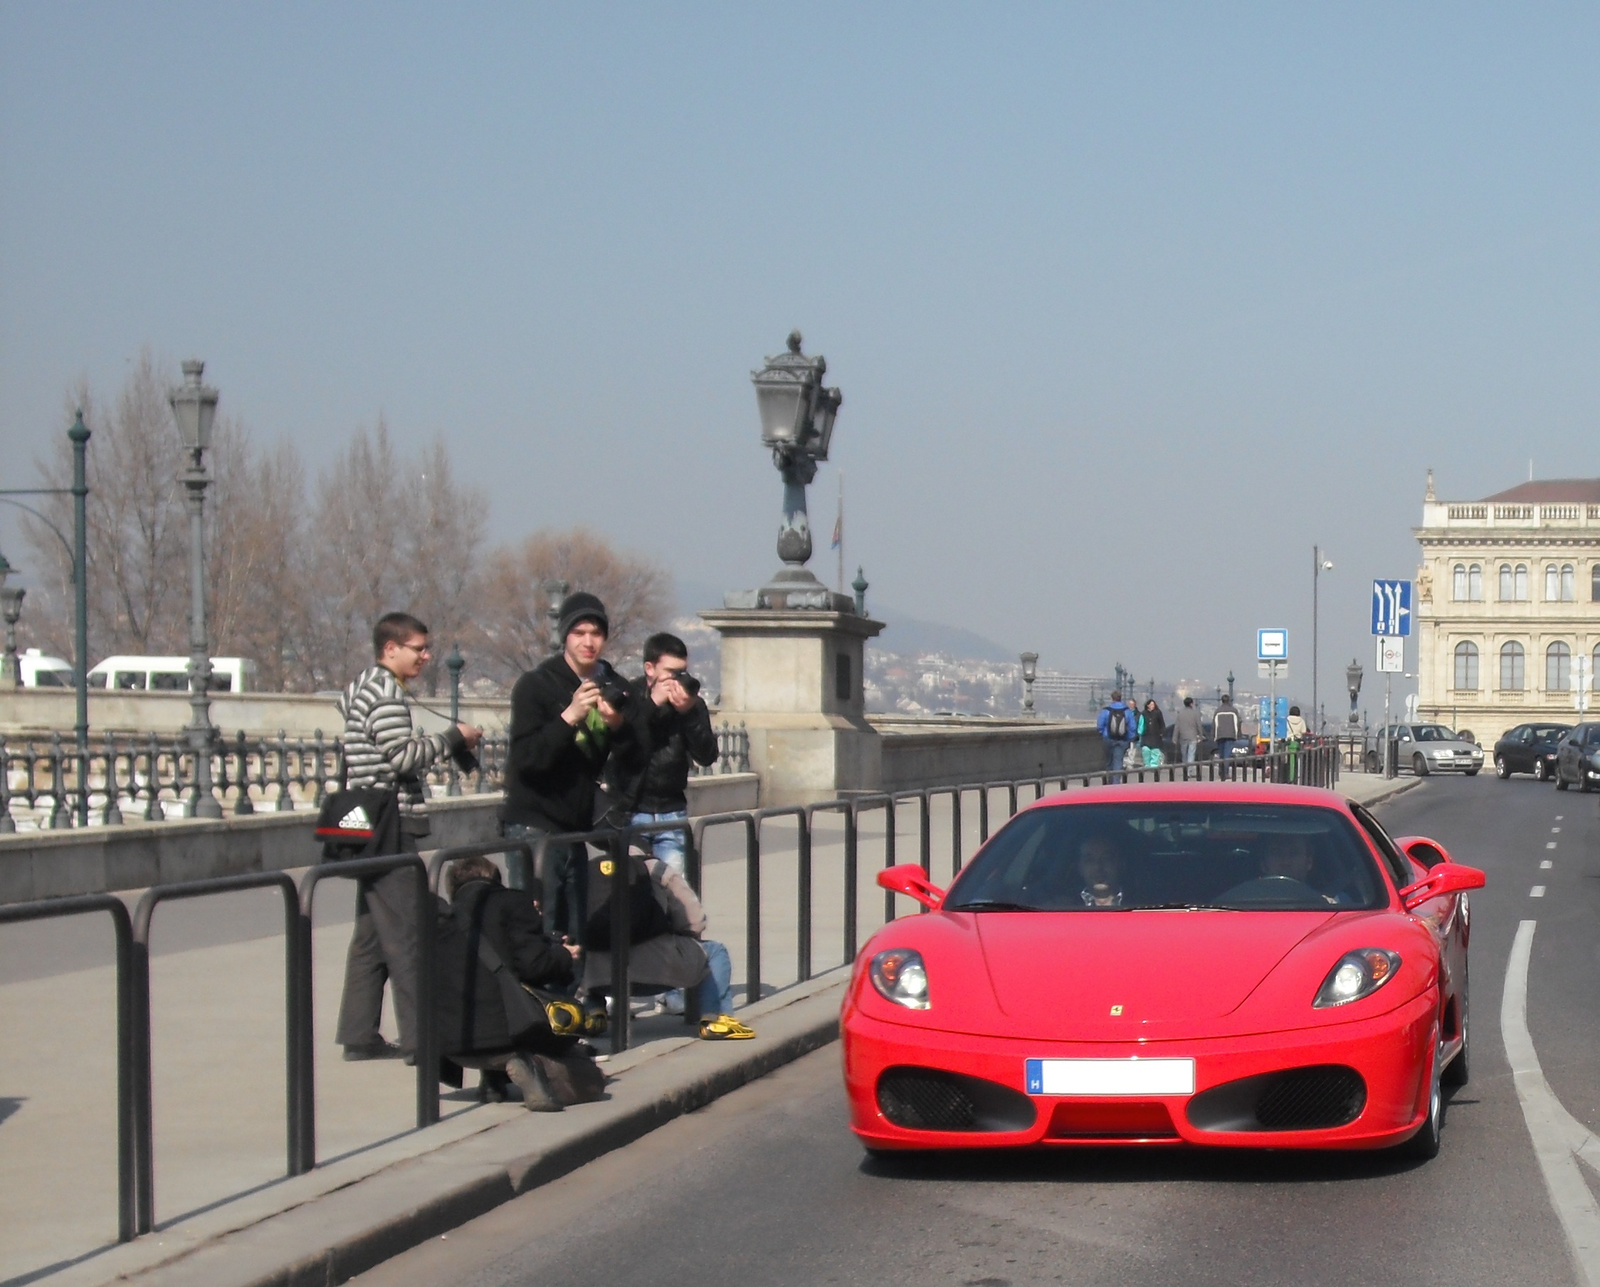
[0,741,1341,1232]
[0,894,136,1242]
[130,872,299,1232]
[296,854,436,1172]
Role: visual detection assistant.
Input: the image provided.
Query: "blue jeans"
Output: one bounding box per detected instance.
[630,809,689,877]
[1181,741,1198,764]
[1104,739,1133,783]
[697,938,735,1017]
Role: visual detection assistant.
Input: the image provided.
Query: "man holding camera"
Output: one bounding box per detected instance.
[502,592,641,943]
[603,632,720,876]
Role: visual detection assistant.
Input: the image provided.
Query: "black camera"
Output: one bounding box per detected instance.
[593,660,631,710]
[673,672,702,698]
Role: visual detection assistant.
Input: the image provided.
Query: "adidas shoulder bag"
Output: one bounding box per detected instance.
[315,787,402,860]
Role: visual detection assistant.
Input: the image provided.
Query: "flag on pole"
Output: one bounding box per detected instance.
[830,515,842,549]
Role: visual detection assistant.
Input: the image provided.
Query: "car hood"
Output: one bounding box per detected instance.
[974,911,1334,1036]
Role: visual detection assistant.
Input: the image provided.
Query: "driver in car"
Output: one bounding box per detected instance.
[1077,836,1125,908]
[1259,835,1340,905]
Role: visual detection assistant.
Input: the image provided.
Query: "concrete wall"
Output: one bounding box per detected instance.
[0,773,759,904]
[0,688,513,739]
[872,717,1104,791]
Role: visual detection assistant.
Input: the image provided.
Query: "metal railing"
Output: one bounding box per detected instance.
[0,742,1334,1242]
[0,721,752,831]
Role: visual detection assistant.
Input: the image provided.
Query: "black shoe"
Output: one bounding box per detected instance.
[505,1055,564,1112]
[343,1040,404,1062]
[478,1070,513,1104]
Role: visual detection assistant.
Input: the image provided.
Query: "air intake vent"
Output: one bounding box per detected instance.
[1188,1065,1367,1133]
[876,1067,1037,1134]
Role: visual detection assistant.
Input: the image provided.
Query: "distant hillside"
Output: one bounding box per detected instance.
[675,578,1014,663]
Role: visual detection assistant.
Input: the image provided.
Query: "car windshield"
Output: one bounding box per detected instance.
[1412,726,1457,742]
[944,802,1388,912]
[1533,727,1569,740]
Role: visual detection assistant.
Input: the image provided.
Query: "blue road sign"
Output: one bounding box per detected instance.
[1371,580,1412,637]
[1258,629,1288,660]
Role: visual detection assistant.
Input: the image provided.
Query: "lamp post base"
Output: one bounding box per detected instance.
[725,567,856,612]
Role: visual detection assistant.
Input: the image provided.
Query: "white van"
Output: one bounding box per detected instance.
[18,648,74,687]
[88,655,257,693]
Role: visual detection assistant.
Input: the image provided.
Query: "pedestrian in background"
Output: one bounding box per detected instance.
[1097,689,1138,783]
[1213,693,1244,770]
[1174,696,1203,764]
[1286,705,1309,741]
[1139,698,1167,768]
[335,612,483,1063]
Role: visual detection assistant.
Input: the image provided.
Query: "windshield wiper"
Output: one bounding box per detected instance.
[946,899,1044,912]
[1138,901,1227,911]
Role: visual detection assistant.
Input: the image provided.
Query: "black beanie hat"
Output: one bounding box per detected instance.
[557,591,610,642]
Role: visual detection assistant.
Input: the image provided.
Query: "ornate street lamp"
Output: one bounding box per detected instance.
[852,566,869,617]
[544,579,569,654]
[1346,659,1364,726]
[169,359,223,818]
[1020,652,1039,716]
[1313,546,1334,732]
[750,331,846,609]
[0,551,22,690]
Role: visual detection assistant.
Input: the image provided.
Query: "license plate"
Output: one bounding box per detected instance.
[1024,1058,1195,1097]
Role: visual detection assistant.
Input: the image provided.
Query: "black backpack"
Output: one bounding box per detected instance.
[1215,708,1241,740]
[585,851,674,950]
[1105,706,1128,740]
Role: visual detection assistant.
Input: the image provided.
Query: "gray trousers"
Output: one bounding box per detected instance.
[334,831,422,1053]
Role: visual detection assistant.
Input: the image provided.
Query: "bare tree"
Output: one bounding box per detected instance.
[403,438,487,695]
[471,527,672,684]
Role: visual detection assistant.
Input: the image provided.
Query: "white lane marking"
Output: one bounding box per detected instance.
[1542,860,1554,870]
[1533,886,1548,897]
[1503,921,1600,1285]
[1554,827,1563,833]
[1549,842,1559,849]
[1557,815,1565,821]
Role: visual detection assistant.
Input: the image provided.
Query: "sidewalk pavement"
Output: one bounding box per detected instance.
[1,770,1419,1285]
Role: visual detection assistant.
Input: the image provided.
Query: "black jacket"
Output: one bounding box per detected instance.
[502,654,643,831]
[604,677,720,813]
[1139,705,1166,749]
[434,878,574,1056]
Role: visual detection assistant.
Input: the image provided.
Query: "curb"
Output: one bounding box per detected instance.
[70,974,849,1287]
[1351,777,1423,808]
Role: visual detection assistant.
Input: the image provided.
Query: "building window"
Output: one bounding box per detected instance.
[1501,564,1513,600]
[1547,642,1572,692]
[1453,641,1479,691]
[1453,564,1467,600]
[1500,641,1525,691]
[1593,644,1600,692]
[1563,564,1576,601]
[1517,564,1529,600]
[1469,564,1482,600]
[836,653,852,702]
[1547,565,1560,600]
[1592,565,1600,602]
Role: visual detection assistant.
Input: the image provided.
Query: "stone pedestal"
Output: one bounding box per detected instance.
[700,608,885,806]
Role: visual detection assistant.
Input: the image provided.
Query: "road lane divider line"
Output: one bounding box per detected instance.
[1502,920,1600,1286]
[1542,860,1554,870]
[1532,886,1548,897]
[1548,842,1559,849]
[1554,827,1562,833]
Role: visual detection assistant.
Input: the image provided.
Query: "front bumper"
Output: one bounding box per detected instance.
[842,991,1437,1152]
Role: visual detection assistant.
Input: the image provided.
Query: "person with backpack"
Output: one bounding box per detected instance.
[1139,698,1167,768]
[1097,690,1138,783]
[1213,694,1244,769]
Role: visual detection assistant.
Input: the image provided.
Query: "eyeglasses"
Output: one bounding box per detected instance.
[398,641,432,657]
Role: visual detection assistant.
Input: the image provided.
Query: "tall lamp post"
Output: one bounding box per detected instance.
[169,360,223,819]
[0,412,92,824]
[1020,652,1038,716]
[1313,546,1334,732]
[0,552,22,689]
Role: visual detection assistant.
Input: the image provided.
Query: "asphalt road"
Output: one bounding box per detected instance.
[352,774,1596,1286]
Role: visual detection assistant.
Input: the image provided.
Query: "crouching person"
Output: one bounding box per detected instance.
[434,855,603,1110]
[583,848,753,1040]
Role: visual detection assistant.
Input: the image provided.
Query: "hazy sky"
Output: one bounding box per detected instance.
[5,4,1600,713]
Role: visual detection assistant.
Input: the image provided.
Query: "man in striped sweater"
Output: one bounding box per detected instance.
[335,612,483,1062]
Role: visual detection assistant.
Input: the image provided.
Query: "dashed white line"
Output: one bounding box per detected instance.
[1533,886,1548,897]
[1557,815,1565,821]
[1548,842,1559,849]
[1542,860,1554,870]
[1503,921,1600,1286]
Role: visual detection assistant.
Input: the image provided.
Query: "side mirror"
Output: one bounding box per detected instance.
[1396,836,1452,869]
[1400,862,1486,912]
[877,864,945,911]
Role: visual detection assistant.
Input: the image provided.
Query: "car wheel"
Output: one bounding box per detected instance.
[1495,755,1511,779]
[1413,753,1429,777]
[1557,774,1570,790]
[1534,759,1548,781]
[1400,1040,1444,1161]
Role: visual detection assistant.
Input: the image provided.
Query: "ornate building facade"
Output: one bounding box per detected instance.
[1416,475,1600,737]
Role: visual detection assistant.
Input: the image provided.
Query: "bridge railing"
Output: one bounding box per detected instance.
[0,743,1335,1241]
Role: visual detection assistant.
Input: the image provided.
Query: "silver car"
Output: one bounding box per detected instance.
[1369,723,1484,777]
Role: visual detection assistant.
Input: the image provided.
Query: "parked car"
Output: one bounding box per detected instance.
[1553,722,1600,791]
[843,782,1484,1159]
[1364,724,1483,777]
[1493,723,1573,781]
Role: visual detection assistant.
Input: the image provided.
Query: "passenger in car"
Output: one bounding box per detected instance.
[1076,836,1125,908]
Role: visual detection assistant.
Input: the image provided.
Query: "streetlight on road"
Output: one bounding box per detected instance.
[1313,547,1333,732]
[169,360,223,819]
[0,552,21,690]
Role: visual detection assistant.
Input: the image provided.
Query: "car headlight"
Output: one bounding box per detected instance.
[1313,949,1401,1008]
[869,948,930,1010]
